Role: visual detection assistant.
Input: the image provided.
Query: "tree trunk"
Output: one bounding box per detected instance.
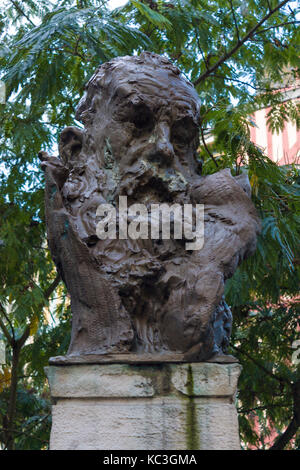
[5,343,20,450]
[270,380,300,450]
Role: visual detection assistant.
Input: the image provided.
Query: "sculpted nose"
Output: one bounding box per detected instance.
[154,122,175,162]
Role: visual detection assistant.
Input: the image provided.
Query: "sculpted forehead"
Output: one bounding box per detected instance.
[76,54,200,124]
[109,67,200,120]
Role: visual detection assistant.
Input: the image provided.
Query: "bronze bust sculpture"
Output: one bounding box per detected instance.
[40,52,260,362]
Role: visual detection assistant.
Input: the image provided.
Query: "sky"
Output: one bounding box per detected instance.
[108,0,128,8]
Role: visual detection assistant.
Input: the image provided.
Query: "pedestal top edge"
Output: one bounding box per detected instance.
[48,353,239,366]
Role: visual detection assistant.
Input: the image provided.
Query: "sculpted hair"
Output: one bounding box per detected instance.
[75,52,198,125]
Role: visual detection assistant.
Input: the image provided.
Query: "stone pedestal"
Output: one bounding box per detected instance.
[45,362,242,450]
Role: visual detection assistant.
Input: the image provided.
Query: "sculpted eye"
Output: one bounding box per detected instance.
[130,104,154,130]
[172,133,187,146]
[171,117,198,146]
[113,102,154,131]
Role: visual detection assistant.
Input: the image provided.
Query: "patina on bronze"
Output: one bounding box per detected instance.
[39,52,260,363]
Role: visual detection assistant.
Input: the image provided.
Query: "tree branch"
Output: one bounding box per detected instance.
[18,326,30,349]
[0,304,14,345]
[230,343,290,385]
[193,0,291,86]
[228,0,240,42]
[238,403,292,414]
[2,273,60,449]
[270,380,300,450]
[270,417,298,449]
[256,20,300,34]
[200,125,219,168]
[1,413,50,447]
[232,344,300,450]
[211,74,267,91]
[1,427,49,446]
[43,272,61,301]
[210,73,294,92]
[5,344,20,449]
[9,0,36,27]
[196,29,210,71]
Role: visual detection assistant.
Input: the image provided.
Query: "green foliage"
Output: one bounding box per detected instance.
[231,300,300,449]
[0,0,299,450]
[267,101,300,133]
[130,0,172,28]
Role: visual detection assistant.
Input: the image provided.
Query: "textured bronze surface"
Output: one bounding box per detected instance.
[40,52,260,362]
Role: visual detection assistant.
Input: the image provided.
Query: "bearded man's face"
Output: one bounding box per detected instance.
[77,61,202,203]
